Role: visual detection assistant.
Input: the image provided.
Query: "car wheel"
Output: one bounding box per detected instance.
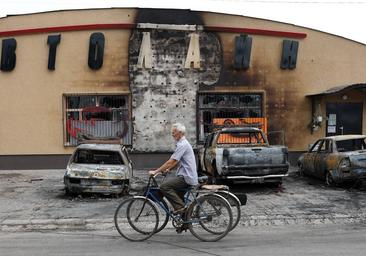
[207,175,216,185]
[122,185,130,195]
[274,178,283,186]
[65,187,75,196]
[325,171,335,186]
[207,175,224,185]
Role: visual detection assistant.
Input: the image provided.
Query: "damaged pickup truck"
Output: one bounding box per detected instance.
[198,127,289,184]
[64,140,132,196]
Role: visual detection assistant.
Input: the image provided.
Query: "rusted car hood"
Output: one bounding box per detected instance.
[66,163,128,179]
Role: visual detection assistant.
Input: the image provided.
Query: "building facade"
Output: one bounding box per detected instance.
[1,8,366,169]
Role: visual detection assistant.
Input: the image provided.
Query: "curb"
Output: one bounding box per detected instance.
[1,213,365,232]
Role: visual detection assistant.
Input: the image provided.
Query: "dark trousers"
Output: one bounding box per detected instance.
[160,176,189,210]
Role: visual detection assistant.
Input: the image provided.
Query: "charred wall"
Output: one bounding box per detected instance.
[129,9,222,152]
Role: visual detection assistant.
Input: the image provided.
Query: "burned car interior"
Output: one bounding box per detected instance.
[73,150,124,165]
[336,139,366,152]
[217,131,266,145]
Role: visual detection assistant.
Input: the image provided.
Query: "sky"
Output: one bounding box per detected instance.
[0,0,365,44]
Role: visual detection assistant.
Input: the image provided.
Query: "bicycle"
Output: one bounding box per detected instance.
[157,176,242,232]
[199,183,242,232]
[114,174,233,242]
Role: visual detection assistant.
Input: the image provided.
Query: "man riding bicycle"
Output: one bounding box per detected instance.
[149,123,198,214]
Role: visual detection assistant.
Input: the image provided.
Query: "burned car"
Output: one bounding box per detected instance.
[298,135,366,185]
[64,141,132,195]
[198,127,289,184]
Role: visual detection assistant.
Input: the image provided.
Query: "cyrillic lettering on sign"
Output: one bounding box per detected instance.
[184,33,200,69]
[1,38,17,71]
[281,40,299,70]
[88,32,105,70]
[234,34,252,69]
[47,34,61,70]
[137,32,152,69]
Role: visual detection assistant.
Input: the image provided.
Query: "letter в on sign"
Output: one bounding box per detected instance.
[1,38,17,71]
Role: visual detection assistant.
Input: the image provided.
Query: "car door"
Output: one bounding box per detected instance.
[203,133,215,173]
[313,139,332,178]
[199,134,211,172]
[303,140,323,175]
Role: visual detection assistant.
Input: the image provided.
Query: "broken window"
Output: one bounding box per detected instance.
[198,93,263,142]
[217,131,266,145]
[336,139,366,152]
[319,140,332,153]
[73,149,123,165]
[64,94,131,146]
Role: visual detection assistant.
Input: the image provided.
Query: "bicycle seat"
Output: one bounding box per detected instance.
[200,184,229,190]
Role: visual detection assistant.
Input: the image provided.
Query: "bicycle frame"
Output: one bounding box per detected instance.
[142,175,222,225]
[114,174,234,242]
[143,176,191,222]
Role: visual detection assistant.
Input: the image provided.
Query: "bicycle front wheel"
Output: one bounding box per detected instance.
[114,196,159,241]
[187,194,233,242]
[153,198,170,234]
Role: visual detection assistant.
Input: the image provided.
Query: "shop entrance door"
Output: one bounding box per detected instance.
[326,102,363,136]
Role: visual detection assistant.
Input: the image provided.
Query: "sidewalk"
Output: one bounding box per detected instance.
[0,168,365,232]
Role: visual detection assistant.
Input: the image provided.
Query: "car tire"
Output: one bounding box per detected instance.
[65,187,76,196]
[122,185,130,195]
[116,185,130,197]
[273,178,283,186]
[207,175,216,185]
[207,175,224,185]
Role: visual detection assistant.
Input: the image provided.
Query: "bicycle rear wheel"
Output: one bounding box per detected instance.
[114,196,159,241]
[215,191,241,231]
[187,194,232,242]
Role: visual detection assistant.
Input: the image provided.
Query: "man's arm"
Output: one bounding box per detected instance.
[149,159,178,176]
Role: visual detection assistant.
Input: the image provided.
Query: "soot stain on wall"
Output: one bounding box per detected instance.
[129,11,222,151]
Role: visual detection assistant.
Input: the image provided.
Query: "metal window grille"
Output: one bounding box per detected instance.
[64,95,132,146]
[198,93,263,142]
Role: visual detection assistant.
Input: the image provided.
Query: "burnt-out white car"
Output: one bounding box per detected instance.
[64,142,132,195]
[298,135,366,185]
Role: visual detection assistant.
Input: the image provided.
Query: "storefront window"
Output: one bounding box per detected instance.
[64,94,131,146]
[198,93,263,142]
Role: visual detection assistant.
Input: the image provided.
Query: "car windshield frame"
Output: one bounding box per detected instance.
[216,131,267,145]
[72,149,124,165]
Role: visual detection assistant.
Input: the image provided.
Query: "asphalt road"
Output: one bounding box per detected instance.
[1,224,366,256]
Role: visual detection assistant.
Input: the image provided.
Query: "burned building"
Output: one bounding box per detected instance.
[0,8,366,169]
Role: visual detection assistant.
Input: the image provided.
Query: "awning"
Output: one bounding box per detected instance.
[306,83,366,97]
